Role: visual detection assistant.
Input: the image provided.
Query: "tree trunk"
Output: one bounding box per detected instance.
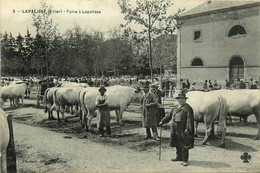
[41,65,43,77]
[45,47,49,82]
[159,56,163,90]
[37,69,40,77]
[148,14,153,82]
[95,67,98,78]
[114,66,116,76]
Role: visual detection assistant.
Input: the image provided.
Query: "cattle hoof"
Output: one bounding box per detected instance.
[218,144,225,148]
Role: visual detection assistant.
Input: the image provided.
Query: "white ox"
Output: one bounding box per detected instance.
[174,91,228,147]
[43,87,59,120]
[212,89,260,140]
[0,109,9,173]
[79,86,143,131]
[0,83,29,108]
[52,87,82,122]
[60,82,89,88]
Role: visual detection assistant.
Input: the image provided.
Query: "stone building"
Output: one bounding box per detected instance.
[176,1,260,85]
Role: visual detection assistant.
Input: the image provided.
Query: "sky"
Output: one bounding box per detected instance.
[0,0,205,37]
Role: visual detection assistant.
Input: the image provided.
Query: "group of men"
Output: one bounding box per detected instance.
[225,78,259,89]
[95,82,194,166]
[140,82,194,166]
[203,79,221,91]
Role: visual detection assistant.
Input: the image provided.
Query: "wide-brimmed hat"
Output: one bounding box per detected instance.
[175,93,188,99]
[99,85,107,92]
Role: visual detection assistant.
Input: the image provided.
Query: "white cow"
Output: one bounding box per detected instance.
[0,83,29,108]
[60,82,89,88]
[185,91,227,147]
[212,89,260,140]
[52,87,83,122]
[173,90,227,147]
[0,109,10,173]
[43,87,59,120]
[79,86,143,131]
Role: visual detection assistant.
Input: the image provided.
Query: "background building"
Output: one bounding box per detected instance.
[176,1,260,85]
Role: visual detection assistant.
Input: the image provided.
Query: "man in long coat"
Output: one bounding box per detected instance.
[95,85,111,137]
[140,84,159,140]
[159,93,194,166]
[151,83,165,126]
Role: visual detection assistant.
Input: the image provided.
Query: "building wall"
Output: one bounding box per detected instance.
[178,5,260,83]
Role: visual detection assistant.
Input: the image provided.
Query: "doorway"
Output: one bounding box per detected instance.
[229,56,244,81]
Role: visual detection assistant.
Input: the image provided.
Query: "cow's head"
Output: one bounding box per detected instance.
[133,86,144,102]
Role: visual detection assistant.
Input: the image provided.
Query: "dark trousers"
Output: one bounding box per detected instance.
[146,126,158,137]
[99,126,111,136]
[176,142,189,162]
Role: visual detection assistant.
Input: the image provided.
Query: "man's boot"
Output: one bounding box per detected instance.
[106,126,111,137]
[171,157,182,162]
[153,133,160,141]
[144,128,152,139]
[99,127,104,137]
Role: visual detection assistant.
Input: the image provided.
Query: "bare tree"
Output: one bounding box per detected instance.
[118,0,183,81]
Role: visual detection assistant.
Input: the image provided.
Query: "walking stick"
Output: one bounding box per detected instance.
[138,105,142,135]
[159,124,162,161]
[159,93,165,161]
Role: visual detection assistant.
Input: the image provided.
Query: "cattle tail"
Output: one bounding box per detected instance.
[43,88,50,113]
[81,91,90,131]
[52,89,60,122]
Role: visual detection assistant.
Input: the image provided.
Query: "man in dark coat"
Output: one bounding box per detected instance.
[151,83,165,126]
[238,78,246,89]
[140,84,159,140]
[159,93,194,166]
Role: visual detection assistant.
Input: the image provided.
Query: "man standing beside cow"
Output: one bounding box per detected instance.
[159,93,195,167]
[140,84,160,141]
[150,83,165,126]
[95,86,111,137]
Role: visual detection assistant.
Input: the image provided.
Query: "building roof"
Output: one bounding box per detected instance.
[179,0,260,19]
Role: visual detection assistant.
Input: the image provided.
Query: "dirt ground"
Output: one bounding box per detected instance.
[2,88,260,172]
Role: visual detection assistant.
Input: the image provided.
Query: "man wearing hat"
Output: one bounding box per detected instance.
[159,93,194,166]
[95,85,111,137]
[140,84,159,140]
[151,83,165,126]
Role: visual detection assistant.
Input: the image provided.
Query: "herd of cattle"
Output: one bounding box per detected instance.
[0,81,260,151]
[0,78,260,172]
